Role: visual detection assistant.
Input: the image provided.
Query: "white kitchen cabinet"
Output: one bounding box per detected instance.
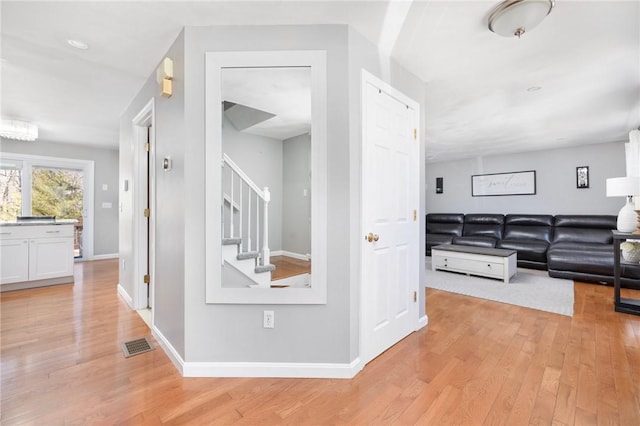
[0,223,75,289]
[29,237,74,281]
[0,238,30,284]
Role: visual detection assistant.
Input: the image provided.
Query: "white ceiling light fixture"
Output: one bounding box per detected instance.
[488,0,555,38]
[0,119,39,141]
[67,39,89,50]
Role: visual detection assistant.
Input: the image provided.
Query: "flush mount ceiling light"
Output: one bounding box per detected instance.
[67,39,89,50]
[0,119,39,141]
[488,0,555,38]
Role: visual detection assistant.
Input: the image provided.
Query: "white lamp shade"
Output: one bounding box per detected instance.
[488,0,554,37]
[606,176,640,197]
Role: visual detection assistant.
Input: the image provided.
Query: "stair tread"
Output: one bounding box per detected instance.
[237,251,259,260]
[255,264,276,273]
[222,238,242,246]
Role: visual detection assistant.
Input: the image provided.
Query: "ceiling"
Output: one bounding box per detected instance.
[1,1,639,163]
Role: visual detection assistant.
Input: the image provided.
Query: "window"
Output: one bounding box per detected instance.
[0,159,22,221]
[0,154,94,259]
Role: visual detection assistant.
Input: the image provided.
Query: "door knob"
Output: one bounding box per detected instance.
[366,232,379,243]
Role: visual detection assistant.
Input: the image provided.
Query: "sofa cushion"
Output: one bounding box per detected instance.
[428,234,456,247]
[453,235,498,248]
[426,213,464,236]
[505,214,555,227]
[552,215,616,244]
[503,214,554,243]
[461,214,504,240]
[497,240,549,263]
[547,242,614,276]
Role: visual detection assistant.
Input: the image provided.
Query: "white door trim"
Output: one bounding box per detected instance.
[131,99,156,314]
[359,69,421,365]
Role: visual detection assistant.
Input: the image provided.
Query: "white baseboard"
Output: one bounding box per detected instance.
[416,314,428,330]
[117,284,133,308]
[151,326,359,379]
[92,253,119,260]
[149,325,361,378]
[152,325,185,375]
[182,358,362,379]
[75,253,119,262]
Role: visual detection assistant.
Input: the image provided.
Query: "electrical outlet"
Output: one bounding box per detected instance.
[263,310,274,329]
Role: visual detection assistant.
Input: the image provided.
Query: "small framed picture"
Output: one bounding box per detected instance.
[576,166,589,188]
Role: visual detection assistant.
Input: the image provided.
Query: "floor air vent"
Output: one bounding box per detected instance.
[121,337,154,358]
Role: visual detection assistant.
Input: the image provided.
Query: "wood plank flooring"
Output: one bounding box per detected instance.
[271,255,311,281]
[2,259,640,425]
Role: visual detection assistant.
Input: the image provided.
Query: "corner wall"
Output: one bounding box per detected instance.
[426,141,626,215]
[182,25,352,364]
[347,28,428,359]
[119,31,186,358]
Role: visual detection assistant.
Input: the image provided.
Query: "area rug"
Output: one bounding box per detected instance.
[425,259,574,316]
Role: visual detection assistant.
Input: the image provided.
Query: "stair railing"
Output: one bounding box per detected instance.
[222,153,270,265]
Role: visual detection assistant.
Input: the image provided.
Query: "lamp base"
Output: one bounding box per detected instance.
[617,197,637,233]
[635,209,640,235]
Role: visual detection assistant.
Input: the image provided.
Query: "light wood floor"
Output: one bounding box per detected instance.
[2,259,640,425]
[271,255,311,281]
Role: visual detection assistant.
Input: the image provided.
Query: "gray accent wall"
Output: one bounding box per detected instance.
[183,25,350,363]
[0,138,119,256]
[120,30,186,358]
[222,115,283,251]
[282,133,311,256]
[425,141,626,215]
[120,24,427,368]
[347,28,428,359]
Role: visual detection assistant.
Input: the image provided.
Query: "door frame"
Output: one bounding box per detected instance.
[359,70,421,365]
[131,99,156,312]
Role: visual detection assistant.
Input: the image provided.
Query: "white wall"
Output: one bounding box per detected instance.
[1,138,119,256]
[425,141,626,215]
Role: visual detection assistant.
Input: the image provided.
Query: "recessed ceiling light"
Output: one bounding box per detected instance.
[526,86,542,92]
[67,39,89,50]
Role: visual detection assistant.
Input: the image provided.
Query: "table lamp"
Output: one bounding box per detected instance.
[606,176,640,233]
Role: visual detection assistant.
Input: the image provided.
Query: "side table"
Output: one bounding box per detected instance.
[613,231,640,316]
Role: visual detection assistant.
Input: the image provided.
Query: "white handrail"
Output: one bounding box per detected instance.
[222,154,270,266]
[223,154,265,200]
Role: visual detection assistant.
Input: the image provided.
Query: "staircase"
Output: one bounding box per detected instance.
[222,238,275,287]
[222,154,275,287]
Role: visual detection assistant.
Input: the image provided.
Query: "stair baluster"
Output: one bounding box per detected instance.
[222,154,273,287]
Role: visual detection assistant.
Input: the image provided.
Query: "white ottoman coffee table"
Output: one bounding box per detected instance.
[431,244,518,284]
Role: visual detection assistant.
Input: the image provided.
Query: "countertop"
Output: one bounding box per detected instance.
[0,219,78,227]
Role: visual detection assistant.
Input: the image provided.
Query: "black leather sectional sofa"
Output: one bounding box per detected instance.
[426,213,640,289]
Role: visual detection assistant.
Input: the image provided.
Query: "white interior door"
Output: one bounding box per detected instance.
[361,71,419,365]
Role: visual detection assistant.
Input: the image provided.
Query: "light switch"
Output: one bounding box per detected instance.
[102,184,108,191]
[102,202,112,209]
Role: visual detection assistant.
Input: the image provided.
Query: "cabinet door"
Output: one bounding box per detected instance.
[28,237,74,281]
[0,239,30,284]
